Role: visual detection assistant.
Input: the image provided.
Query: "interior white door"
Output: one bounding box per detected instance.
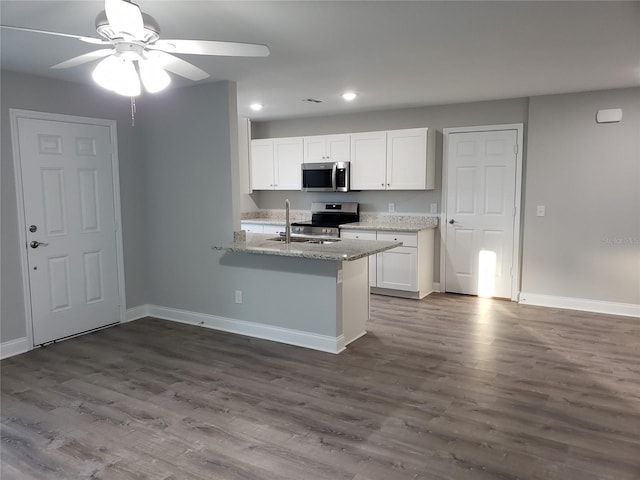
[17,116,122,345]
[445,129,518,298]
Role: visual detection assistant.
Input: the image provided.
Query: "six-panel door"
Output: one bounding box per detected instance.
[18,117,121,345]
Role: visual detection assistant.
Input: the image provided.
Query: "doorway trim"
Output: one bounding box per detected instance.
[10,109,126,349]
[440,123,524,301]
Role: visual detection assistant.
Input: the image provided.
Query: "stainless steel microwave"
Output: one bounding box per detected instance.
[301,161,350,192]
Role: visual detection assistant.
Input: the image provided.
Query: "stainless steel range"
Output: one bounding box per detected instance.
[291,202,359,237]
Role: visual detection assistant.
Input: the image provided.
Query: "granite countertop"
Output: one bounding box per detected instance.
[241,211,439,232]
[241,210,309,225]
[240,218,286,226]
[340,213,439,232]
[213,233,401,261]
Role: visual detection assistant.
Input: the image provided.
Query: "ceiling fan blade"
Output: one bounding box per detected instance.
[51,49,113,69]
[0,25,107,45]
[151,39,270,57]
[148,51,210,81]
[105,0,144,38]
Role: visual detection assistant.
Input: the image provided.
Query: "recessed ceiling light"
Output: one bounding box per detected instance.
[250,103,263,111]
[342,92,358,101]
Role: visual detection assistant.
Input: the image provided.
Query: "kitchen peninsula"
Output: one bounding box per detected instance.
[213,233,400,353]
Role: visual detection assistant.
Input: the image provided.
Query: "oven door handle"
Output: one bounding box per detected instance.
[331,163,338,191]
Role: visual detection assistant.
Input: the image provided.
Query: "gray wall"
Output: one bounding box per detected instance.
[1,71,146,343]
[522,87,640,304]
[138,81,236,313]
[138,81,345,332]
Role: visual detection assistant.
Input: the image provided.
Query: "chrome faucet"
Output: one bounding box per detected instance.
[285,198,291,244]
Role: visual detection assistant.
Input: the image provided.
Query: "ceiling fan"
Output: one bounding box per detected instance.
[1,0,270,96]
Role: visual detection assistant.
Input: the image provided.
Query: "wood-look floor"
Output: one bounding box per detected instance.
[2,293,640,480]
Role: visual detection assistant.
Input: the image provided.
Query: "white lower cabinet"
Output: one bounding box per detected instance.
[263,224,285,234]
[341,228,434,299]
[340,230,377,286]
[241,222,285,234]
[376,246,417,291]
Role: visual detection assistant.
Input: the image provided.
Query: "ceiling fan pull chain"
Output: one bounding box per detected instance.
[130,95,136,127]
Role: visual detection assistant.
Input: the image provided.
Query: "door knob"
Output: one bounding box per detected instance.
[30,240,48,248]
[449,219,455,224]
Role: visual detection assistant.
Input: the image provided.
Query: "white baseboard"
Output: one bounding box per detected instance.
[519,293,640,318]
[432,282,441,293]
[125,304,150,322]
[128,304,345,354]
[1,337,31,360]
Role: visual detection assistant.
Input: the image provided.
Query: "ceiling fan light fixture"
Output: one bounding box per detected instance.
[139,59,171,93]
[92,55,140,96]
[114,59,141,96]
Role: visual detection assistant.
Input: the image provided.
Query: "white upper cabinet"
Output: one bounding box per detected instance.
[273,137,303,190]
[251,128,434,191]
[387,128,434,190]
[303,134,350,163]
[250,139,275,190]
[250,137,303,190]
[350,131,387,190]
[351,128,435,191]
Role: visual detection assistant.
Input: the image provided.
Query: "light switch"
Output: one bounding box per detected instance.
[536,205,545,217]
[430,203,438,214]
[388,203,395,213]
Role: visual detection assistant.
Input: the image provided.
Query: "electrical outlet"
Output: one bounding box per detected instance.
[235,290,242,304]
[388,203,395,213]
[430,203,438,214]
[536,205,546,217]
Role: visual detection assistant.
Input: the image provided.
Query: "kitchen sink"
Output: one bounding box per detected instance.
[307,239,340,244]
[267,237,341,244]
[267,236,309,243]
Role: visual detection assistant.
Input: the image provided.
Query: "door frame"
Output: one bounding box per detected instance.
[10,109,126,348]
[440,123,524,301]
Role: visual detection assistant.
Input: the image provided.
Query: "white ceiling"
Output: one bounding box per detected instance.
[1,1,639,121]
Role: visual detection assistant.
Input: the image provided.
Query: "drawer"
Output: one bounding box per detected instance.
[263,224,285,234]
[241,222,264,233]
[376,231,417,247]
[341,230,377,241]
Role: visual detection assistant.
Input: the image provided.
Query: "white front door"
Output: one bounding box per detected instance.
[13,113,123,345]
[444,128,519,299]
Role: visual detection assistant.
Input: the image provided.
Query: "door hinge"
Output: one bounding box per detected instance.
[513,144,518,155]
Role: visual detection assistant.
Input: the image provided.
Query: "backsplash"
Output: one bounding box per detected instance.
[241,209,311,223]
[359,212,439,227]
[242,209,439,227]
